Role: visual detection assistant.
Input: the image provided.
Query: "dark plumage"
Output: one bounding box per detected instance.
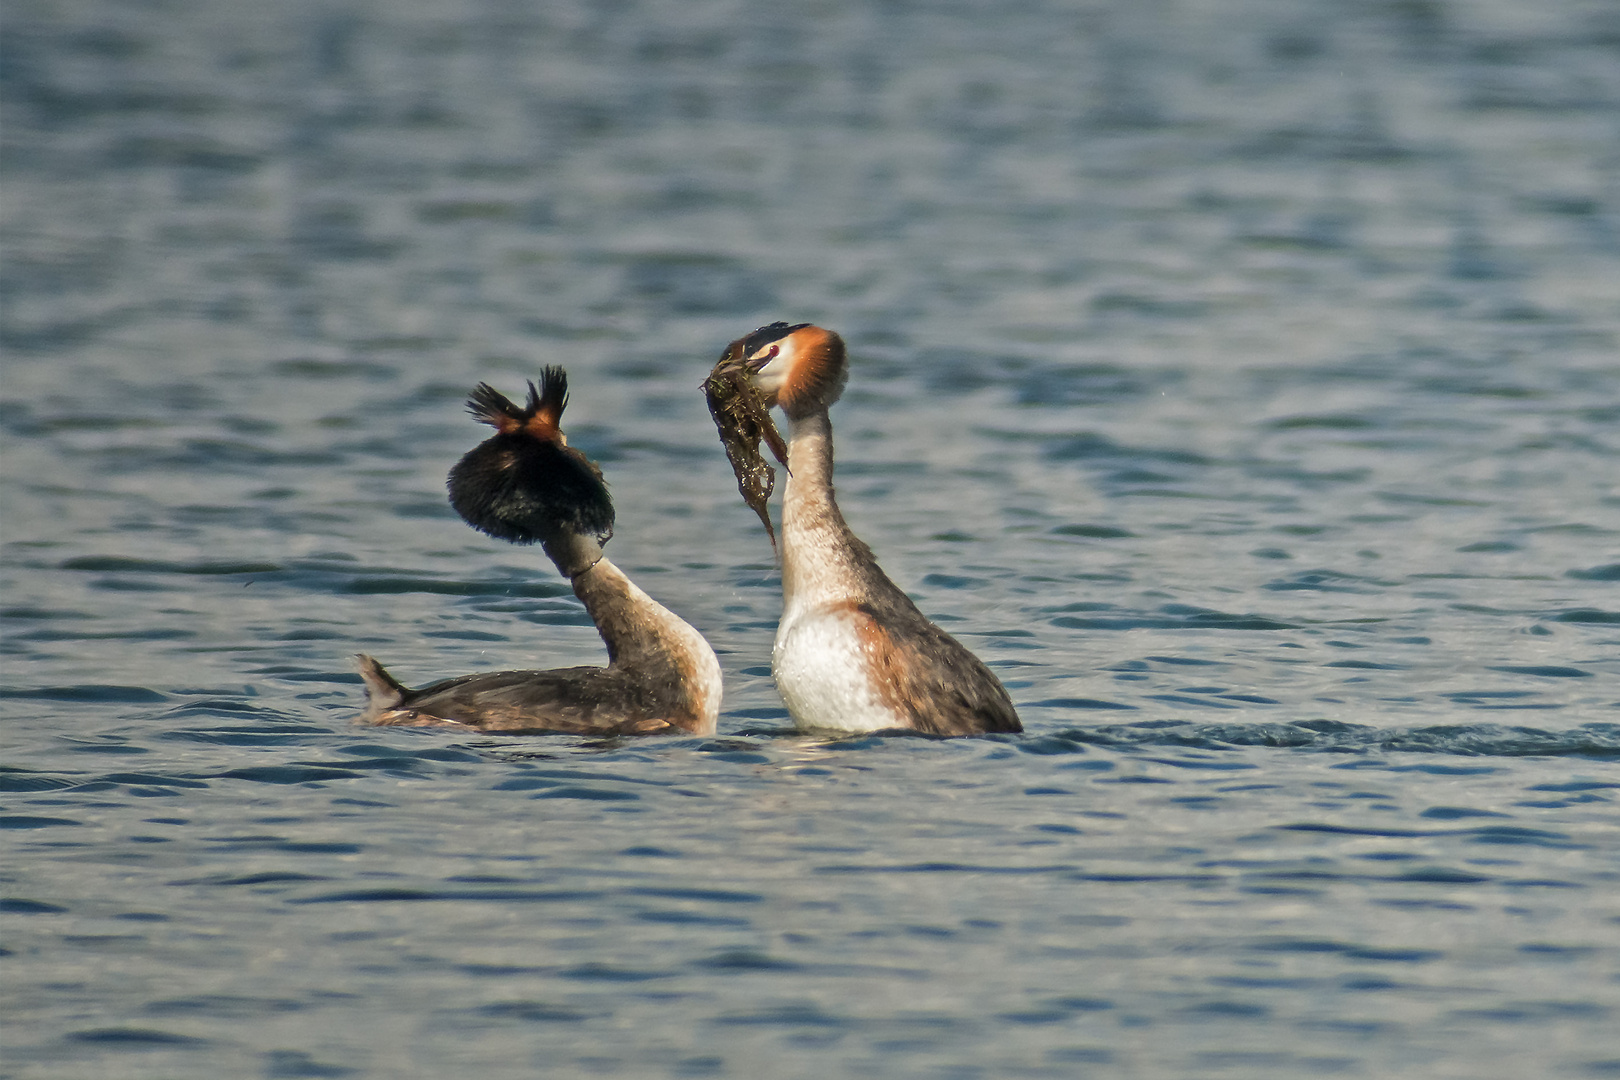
[447,368,614,545]
[355,552,722,735]
[355,659,687,736]
[735,321,808,361]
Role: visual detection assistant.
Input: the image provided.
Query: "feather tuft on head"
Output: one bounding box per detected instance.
[448,369,612,547]
[467,366,569,442]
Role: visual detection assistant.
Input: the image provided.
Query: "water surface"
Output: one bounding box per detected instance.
[3,0,1619,1077]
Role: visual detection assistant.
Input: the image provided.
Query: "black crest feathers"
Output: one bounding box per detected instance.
[736,321,808,361]
[466,366,569,436]
[447,371,614,546]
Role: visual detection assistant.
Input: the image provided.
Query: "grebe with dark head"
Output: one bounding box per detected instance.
[355,367,722,736]
[722,322,1021,736]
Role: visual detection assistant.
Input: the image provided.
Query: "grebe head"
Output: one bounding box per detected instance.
[737,322,848,421]
[447,367,616,554]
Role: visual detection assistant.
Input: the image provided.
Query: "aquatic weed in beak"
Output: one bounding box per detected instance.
[705,331,789,551]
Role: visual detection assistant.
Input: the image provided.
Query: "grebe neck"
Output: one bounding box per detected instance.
[568,555,722,731]
[780,410,870,610]
[783,410,836,510]
[571,557,676,666]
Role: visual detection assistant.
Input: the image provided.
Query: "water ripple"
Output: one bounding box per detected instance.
[1020,721,1620,759]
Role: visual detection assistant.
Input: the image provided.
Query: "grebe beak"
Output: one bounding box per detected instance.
[714,321,805,407]
[743,346,783,408]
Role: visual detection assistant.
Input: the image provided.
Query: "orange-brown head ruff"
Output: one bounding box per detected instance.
[746,324,848,421]
[447,366,615,546]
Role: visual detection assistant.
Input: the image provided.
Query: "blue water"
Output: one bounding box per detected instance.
[3,0,1619,1077]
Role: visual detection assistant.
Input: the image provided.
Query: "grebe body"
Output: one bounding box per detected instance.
[355,368,721,736]
[730,323,1021,736]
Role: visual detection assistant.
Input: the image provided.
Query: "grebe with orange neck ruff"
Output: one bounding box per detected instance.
[726,322,1021,736]
[354,368,721,736]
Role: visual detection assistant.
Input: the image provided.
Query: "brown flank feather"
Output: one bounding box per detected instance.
[836,595,1021,737]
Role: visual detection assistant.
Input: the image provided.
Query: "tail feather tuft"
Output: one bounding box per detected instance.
[355,654,409,721]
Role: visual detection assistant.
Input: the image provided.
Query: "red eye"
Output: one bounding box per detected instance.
[765,345,780,360]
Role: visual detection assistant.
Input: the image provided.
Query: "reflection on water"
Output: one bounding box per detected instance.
[3,0,1618,1076]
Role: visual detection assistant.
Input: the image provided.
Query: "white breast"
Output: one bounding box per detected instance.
[772,602,903,733]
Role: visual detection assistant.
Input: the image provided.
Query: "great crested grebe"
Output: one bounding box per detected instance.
[727,322,1022,735]
[355,367,722,736]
